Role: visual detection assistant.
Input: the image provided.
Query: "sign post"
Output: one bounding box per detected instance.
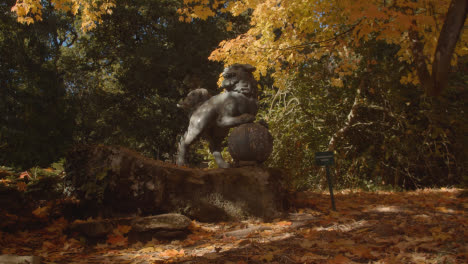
[315,151,336,211]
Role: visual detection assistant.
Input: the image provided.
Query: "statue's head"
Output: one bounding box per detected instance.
[177,88,211,111]
[221,64,257,98]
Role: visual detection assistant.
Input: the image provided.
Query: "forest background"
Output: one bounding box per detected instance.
[1,0,467,191]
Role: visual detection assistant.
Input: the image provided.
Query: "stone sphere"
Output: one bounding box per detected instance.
[228,123,273,164]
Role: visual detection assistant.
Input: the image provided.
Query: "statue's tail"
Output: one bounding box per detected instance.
[177,88,211,111]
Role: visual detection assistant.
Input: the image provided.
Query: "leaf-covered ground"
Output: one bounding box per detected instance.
[1,189,467,264]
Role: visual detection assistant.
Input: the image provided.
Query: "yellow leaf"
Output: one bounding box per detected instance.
[138,246,157,253]
[24,17,34,25]
[330,78,344,88]
[226,22,233,31]
[260,253,274,262]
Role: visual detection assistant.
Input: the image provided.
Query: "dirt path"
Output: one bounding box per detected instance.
[1,189,466,263]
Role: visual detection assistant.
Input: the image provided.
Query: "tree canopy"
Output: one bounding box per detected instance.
[5,0,467,189]
[180,0,467,96]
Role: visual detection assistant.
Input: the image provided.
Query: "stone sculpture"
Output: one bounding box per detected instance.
[228,122,273,166]
[177,64,258,168]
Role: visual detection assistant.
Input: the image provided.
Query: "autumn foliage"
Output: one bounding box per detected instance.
[12,0,467,94]
[11,0,115,30]
[177,0,467,95]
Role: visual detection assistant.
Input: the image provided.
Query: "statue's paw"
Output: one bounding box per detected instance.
[176,158,186,167]
[243,114,256,123]
[218,162,230,169]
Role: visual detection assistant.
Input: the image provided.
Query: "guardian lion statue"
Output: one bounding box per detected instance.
[177,64,258,168]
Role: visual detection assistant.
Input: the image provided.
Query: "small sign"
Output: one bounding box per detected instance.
[314,151,336,211]
[315,151,334,166]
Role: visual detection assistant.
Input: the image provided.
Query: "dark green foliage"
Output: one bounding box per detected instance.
[60,0,237,162]
[0,1,75,169]
[1,0,241,168]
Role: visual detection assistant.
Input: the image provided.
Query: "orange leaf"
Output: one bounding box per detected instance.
[47,217,68,232]
[159,249,185,258]
[16,182,27,192]
[115,225,132,235]
[106,234,128,246]
[351,246,376,259]
[42,241,55,249]
[19,171,31,179]
[0,179,11,185]
[277,221,292,226]
[32,206,50,218]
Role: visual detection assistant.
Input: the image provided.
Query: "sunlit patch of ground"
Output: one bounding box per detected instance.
[1,188,466,263]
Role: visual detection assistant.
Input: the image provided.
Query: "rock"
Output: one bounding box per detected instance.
[228,123,273,165]
[65,144,289,221]
[70,218,127,237]
[69,214,191,240]
[131,214,191,232]
[0,255,40,264]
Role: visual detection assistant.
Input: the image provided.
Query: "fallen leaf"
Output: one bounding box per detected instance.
[350,246,375,259]
[297,253,327,262]
[276,221,292,226]
[106,234,128,247]
[144,237,160,247]
[0,179,11,185]
[329,211,340,218]
[159,249,184,258]
[204,252,220,260]
[47,217,68,232]
[42,241,55,250]
[32,206,50,218]
[19,171,31,179]
[331,239,355,247]
[299,239,315,248]
[95,243,108,249]
[16,182,27,192]
[260,253,274,262]
[138,247,157,253]
[115,225,132,235]
[327,255,356,264]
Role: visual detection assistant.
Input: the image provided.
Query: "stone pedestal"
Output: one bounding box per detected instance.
[65,145,288,222]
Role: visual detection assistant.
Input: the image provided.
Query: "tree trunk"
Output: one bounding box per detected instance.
[411,0,468,96]
[431,0,468,96]
[65,145,289,222]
